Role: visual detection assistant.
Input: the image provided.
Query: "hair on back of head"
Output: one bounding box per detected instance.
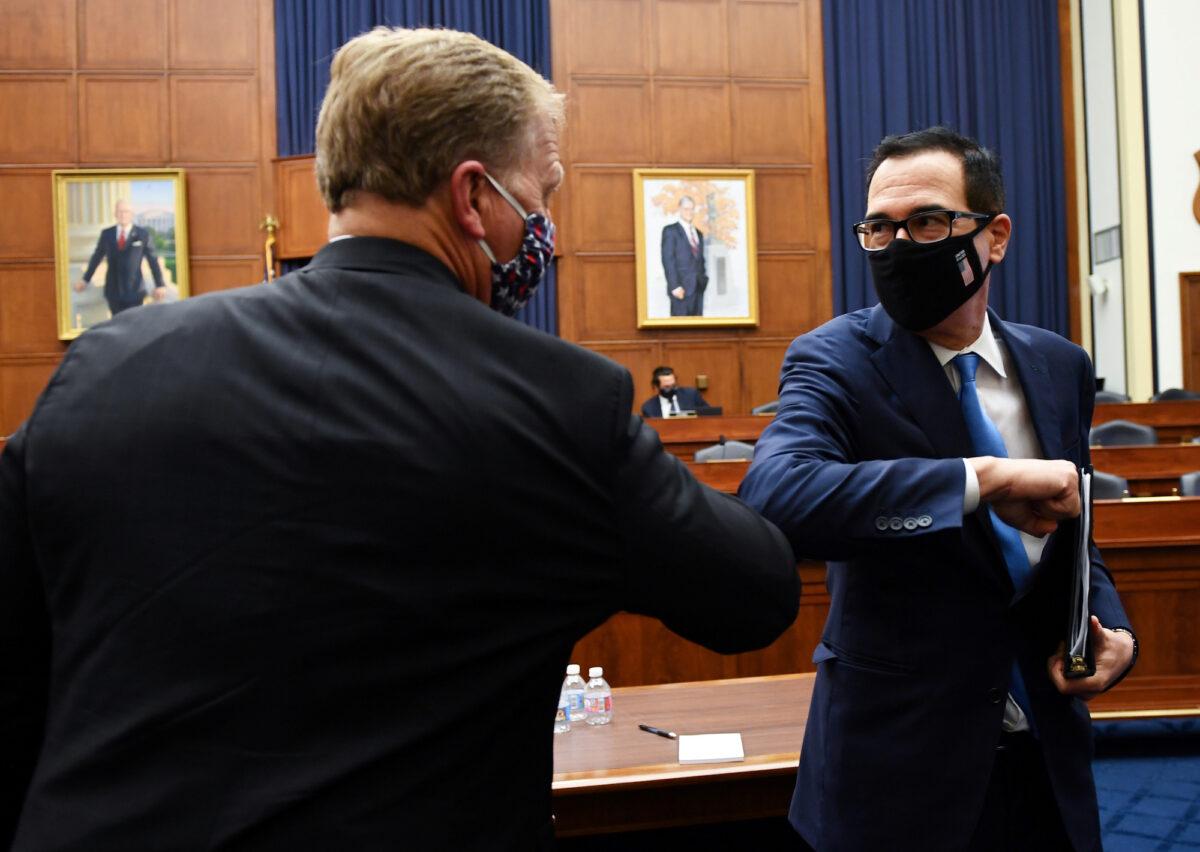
[865,126,1005,214]
[315,27,565,212]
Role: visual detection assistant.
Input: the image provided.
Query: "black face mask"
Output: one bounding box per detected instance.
[659,386,677,400]
[868,229,993,332]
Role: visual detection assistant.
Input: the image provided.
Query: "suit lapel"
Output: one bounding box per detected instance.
[989,309,1063,461]
[865,305,973,460]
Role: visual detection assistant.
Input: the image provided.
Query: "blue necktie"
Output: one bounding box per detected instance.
[953,353,1035,726]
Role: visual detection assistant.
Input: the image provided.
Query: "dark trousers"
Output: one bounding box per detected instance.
[967,731,1073,851]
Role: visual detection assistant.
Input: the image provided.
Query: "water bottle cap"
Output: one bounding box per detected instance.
[566,664,580,675]
[588,666,603,678]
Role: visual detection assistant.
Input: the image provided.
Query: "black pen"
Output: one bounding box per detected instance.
[638,724,677,740]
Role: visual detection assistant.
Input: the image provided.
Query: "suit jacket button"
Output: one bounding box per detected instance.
[875,517,889,531]
[917,514,933,528]
[903,517,918,531]
[988,687,1004,704]
[888,516,904,531]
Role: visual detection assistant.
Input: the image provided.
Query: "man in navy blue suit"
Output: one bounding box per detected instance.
[740,127,1135,851]
[661,195,707,316]
[640,365,710,418]
[74,199,167,317]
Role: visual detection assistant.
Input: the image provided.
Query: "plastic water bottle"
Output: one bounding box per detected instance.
[554,689,570,734]
[584,666,613,725]
[561,664,587,725]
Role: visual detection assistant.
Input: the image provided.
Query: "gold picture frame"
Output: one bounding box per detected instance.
[52,169,190,341]
[634,168,759,328]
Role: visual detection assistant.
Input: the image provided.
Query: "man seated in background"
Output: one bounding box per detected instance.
[640,365,712,417]
[0,27,799,851]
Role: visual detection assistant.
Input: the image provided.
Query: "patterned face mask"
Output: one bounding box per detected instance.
[477,171,556,317]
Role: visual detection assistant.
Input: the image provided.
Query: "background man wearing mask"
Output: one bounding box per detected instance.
[640,365,711,417]
[0,28,798,851]
[740,127,1135,852]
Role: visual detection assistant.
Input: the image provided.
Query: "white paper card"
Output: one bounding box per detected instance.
[677,732,744,764]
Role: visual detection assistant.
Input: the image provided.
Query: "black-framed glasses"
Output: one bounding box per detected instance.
[851,210,996,252]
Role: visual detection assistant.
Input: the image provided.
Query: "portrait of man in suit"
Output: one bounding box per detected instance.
[74,199,167,317]
[660,195,708,316]
[740,126,1136,851]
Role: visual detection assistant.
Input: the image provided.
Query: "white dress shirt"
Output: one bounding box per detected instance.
[658,395,682,417]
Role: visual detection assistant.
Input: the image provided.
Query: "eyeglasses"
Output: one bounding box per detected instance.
[851,210,996,252]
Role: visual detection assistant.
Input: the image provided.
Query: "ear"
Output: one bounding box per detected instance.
[448,161,490,241]
[984,213,1012,264]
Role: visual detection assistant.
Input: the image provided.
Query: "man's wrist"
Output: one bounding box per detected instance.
[1105,627,1138,691]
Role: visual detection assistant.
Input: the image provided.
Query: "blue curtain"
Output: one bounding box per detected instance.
[823,0,1067,336]
[274,0,557,334]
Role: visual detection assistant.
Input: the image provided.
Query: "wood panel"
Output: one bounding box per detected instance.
[0,265,58,354]
[186,168,262,255]
[190,258,262,296]
[654,0,729,76]
[1180,272,1200,391]
[730,0,809,78]
[571,168,636,253]
[754,168,816,252]
[587,342,661,400]
[578,255,639,339]
[170,0,258,70]
[0,0,75,70]
[1090,444,1200,496]
[731,82,812,163]
[0,171,55,259]
[79,0,166,69]
[653,82,732,164]
[0,358,60,437]
[0,76,76,163]
[570,80,654,164]
[1093,400,1200,442]
[567,0,650,75]
[170,76,259,162]
[79,76,167,162]
[742,339,788,407]
[273,156,327,259]
[754,253,820,336]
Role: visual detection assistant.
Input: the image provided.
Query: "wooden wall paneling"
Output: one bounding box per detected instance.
[653,0,729,77]
[730,0,808,78]
[753,253,821,337]
[0,0,75,70]
[732,82,812,164]
[569,79,654,164]
[78,0,166,69]
[578,255,639,339]
[564,0,651,76]
[78,76,167,162]
[743,338,790,408]
[755,167,816,252]
[658,340,740,412]
[0,170,55,259]
[186,168,262,255]
[571,168,636,253]
[170,0,257,70]
[169,76,259,163]
[189,258,263,296]
[586,342,661,403]
[0,76,77,163]
[1180,272,1200,390]
[0,357,61,437]
[273,156,327,260]
[0,264,59,354]
[653,81,732,164]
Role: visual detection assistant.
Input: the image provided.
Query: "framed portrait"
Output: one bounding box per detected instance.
[52,169,190,340]
[634,168,758,328]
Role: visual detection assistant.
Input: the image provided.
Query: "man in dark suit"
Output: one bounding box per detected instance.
[661,195,708,316]
[740,127,1135,851]
[0,28,799,851]
[74,199,167,316]
[640,365,710,418]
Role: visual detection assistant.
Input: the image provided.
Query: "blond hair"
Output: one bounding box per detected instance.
[315,27,564,212]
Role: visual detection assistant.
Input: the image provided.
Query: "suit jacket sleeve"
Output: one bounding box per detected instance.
[140,228,166,288]
[82,230,108,283]
[603,370,798,653]
[739,328,966,561]
[661,225,681,292]
[0,427,50,846]
[640,397,660,419]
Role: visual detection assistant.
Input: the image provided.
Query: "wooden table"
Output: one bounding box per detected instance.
[1090,443,1200,495]
[552,674,812,836]
[1094,400,1200,443]
[650,415,772,460]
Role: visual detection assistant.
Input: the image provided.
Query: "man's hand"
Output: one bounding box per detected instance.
[671,286,685,300]
[153,286,167,302]
[1047,616,1136,700]
[970,457,1079,536]
[73,279,87,293]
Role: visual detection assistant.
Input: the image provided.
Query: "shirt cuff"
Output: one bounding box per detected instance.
[962,459,980,514]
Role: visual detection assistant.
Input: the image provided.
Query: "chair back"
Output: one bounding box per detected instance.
[751,400,779,415]
[1180,471,1200,497]
[694,440,755,462]
[1091,470,1129,500]
[1094,390,1131,404]
[1088,419,1158,447]
[1151,387,1200,402]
